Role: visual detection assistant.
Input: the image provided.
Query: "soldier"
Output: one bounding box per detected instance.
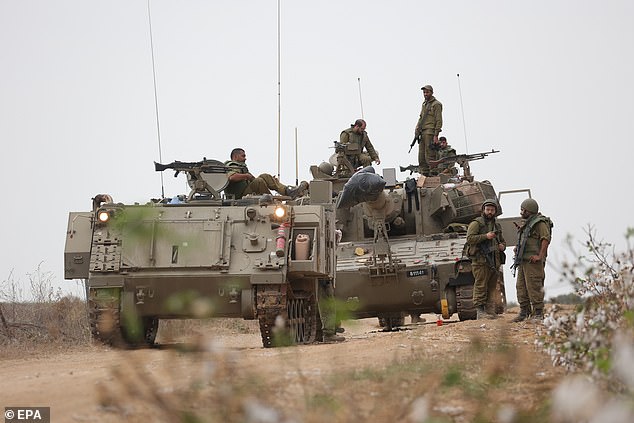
[434,136,457,175]
[224,148,308,200]
[318,279,345,342]
[465,199,506,320]
[414,85,443,176]
[512,198,552,322]
[339,119,381,168]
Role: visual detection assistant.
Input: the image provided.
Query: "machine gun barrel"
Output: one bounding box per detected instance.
[154,160,229,174]
[429,149,500,166]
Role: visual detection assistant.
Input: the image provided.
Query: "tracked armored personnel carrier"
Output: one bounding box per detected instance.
[64,159,337,348]
[311,149,524,328]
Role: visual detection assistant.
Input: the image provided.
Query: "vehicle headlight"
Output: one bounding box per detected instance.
[274,206,286,219]
[97,210,110,223]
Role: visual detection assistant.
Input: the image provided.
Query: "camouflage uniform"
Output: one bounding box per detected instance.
[340,127,379,168]
[515,215,552,315]
[415,95,443,175]
[435,144,457,175]
[224,160,288,200]
[466,216,505,312]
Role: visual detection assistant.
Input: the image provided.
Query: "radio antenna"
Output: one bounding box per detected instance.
[147,0,165,198]
[276,0,282,179]
[357,77,364,119]
[294,127,299,186]
[457,73,469,154]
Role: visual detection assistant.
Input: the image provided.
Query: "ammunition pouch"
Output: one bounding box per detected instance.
[345,142,361,154]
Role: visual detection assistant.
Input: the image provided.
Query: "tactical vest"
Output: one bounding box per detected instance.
[224,160,249,199]
[519,214,553,259]
[465,217,503,266]
[341,128,366,153]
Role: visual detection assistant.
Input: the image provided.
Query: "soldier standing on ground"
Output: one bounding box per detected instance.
[414,84,443,176]
[512,198,552,322]
[318,279,345,342]
[466,199,506,320]
[224,148,308,200]
[340,119,381,168]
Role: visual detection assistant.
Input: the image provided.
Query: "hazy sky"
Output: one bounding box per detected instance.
[1,0,633,304]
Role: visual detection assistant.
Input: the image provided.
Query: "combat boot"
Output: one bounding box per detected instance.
[477,306,495,320]
[286,181,309,199]
[485,304,498,320]
[476,306,486,320]
[512,308,530,323]
[529,309,544,323]
[323,332,345,343]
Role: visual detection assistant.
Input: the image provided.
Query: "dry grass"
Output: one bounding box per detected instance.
[0,297,91,357]
[90,317,565,423]
[0,266,91,358]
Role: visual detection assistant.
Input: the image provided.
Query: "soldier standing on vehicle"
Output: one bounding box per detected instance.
[224,148,308,200]
[340,119,381,168]
[511,198,552,322]
[413,85,443,176]
[465,199,506,320]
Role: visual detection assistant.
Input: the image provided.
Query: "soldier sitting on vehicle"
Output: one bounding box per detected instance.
[432,136,458,176]
[224,148,308,200]
[339,119,381,169]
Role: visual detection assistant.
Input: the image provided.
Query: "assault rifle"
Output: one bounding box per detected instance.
[408,133,421,154]
[154,158,230,200]
[479,237,506,269]
[429,149,500,181]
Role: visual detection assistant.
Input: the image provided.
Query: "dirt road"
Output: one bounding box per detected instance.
[0,311,563,422]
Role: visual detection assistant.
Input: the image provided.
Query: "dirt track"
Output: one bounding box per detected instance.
[0,311,563,422]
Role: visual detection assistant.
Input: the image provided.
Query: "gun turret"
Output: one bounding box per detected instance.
[154,158,230,200]
[429,149,500,181]
[154,159,230,175]
[331,141,358,178]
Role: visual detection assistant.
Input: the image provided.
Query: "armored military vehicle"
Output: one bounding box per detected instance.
[64,159,337,348]
[311,148,524,329]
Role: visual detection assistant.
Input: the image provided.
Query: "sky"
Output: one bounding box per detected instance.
[1,0,633,304]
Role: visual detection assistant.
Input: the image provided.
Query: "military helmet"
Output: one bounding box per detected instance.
[481,199,498,211]
[318,161,334,176]
[520,198,539,214]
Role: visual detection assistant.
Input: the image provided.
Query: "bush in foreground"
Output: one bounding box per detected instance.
[539,227,634,421]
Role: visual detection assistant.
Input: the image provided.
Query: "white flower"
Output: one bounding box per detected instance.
[612,333,634,391]
[551,375,601,422]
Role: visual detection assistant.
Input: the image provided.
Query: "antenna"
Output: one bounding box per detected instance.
[457,73,469,154]
[147,0,165,198]
[294,127,298,186]
[357,77,364,119]
[276,0,281,179]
